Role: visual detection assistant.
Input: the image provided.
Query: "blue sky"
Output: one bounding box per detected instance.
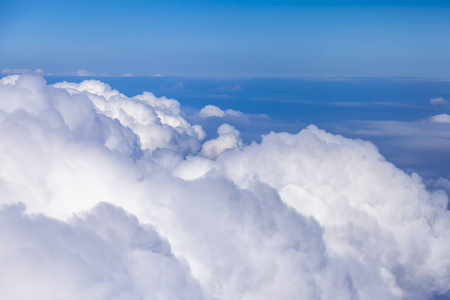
[1,0,450,77]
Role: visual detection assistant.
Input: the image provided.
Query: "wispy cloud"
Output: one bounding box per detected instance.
[329,116,450,178]
[430,97,447,105]
[329,102,368,107]
[183,94,235,99]
[71,69,110,77]
[430,114,450,123]
[2,68,44,75]
[218,85,242,92]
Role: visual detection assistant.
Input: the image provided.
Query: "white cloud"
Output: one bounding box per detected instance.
[430,114,450,123]
[218,85,242,92]
[0,74,450,299]
[0,202,205,300]
[199,105,244,118]
[199,105,225,118]
[2,68,44,75]
[72,69,96,76]
[200,124,243,159]
[172,82,185,89]
[52,79,204,154]
[430,97,447,105]
[427,177,450,198]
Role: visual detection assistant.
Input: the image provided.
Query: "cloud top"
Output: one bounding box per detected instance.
[430,114,450,123]
[2,68,44,75]
[0,74,450,299]
[199,105,244,118]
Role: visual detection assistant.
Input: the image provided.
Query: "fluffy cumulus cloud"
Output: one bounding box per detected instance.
[53,79,205,155]
[431,114,450,123]
[199,104,244,118]
[0,202,205,300]
[1,74,450,299]
[200,124,243,159]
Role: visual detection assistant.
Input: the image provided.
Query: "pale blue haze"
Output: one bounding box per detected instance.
[1,0,450,77]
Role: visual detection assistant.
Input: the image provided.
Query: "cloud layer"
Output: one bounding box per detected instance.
[1,74,450,299]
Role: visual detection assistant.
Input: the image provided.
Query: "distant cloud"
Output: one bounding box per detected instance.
[218,85,242,92]
[72,69,96,76]
[329,117,450,178]
[182,94,235,100]
[249,96,313,104]
[121,73,133,77]
[337,119,450,139]
[430,97,447,105]
[70,70,111,77]
[372,102,418,108]
[172,82,185,89]
[199,105,225,118]
[330,102,367,107]
[331,101,419,108]
[2,68,44,75]
[430,114,450,123]
[160,82,186,91]
[199,105,244,118]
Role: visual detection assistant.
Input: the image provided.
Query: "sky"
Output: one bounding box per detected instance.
[1,0,450,77]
